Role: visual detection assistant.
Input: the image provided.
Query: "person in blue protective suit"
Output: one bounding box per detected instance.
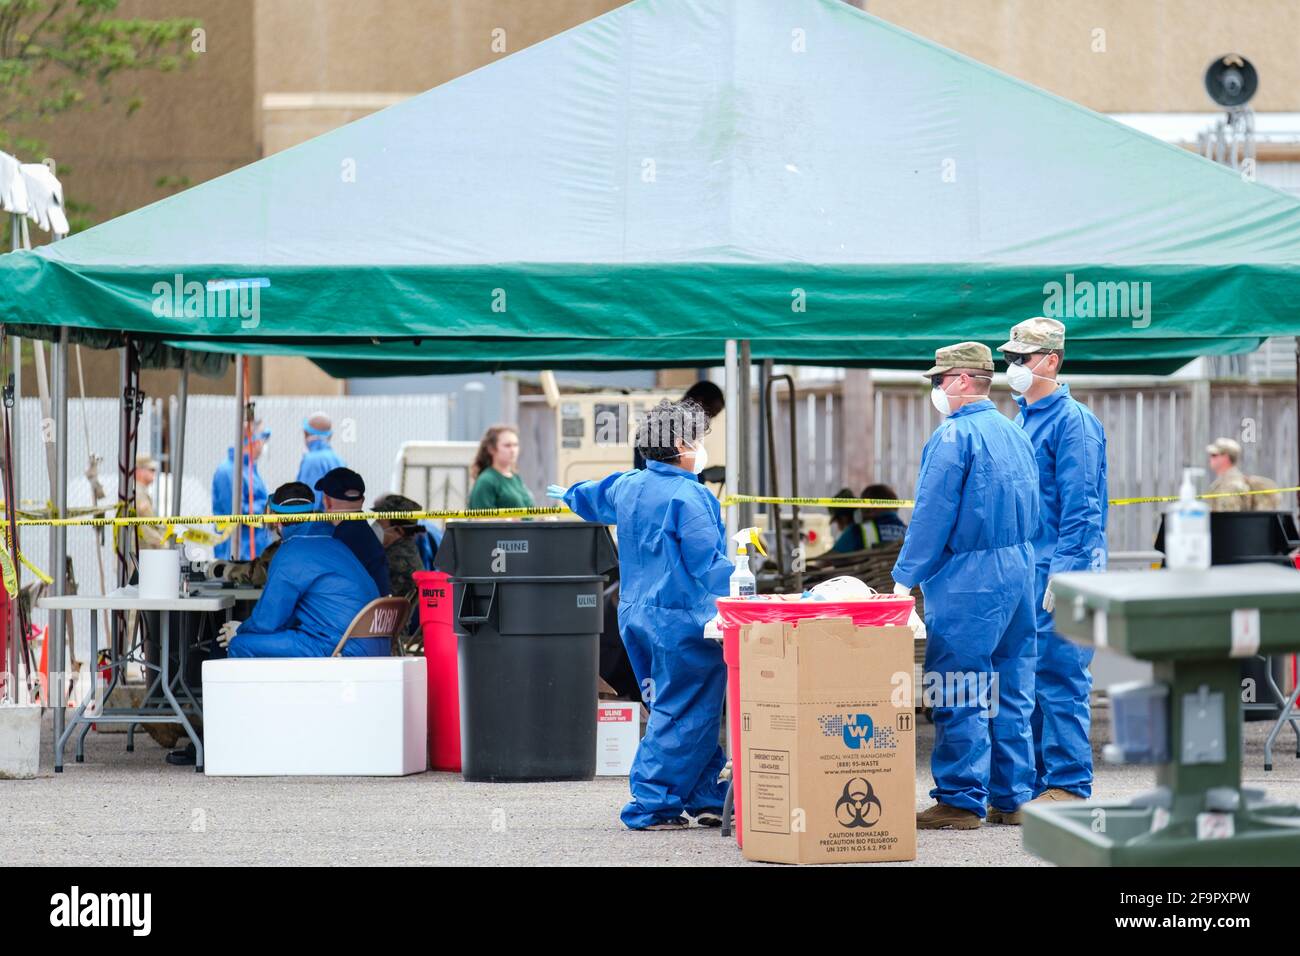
[221,482,383,658]
[892,342,1040,831]
[211,424,271,561]
[1001,318,1108,805]
[297,412,347,508]
[314,467,392,596]
[632,381,724,472]
[551,398,732,830]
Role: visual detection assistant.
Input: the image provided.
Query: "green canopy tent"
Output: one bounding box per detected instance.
[169,334,1265,377]
[6,0,1300,745]
[1,0,1299,355]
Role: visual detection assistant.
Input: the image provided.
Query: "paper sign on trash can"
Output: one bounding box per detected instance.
[739,617,915,864]
[595,700,640,776]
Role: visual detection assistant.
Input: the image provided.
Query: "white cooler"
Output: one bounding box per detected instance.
[202,657,427,776]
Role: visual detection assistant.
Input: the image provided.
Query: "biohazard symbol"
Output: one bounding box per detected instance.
[834,776,883,829]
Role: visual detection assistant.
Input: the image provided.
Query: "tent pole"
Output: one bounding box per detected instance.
[725,339,739,552]
[758,359,772,498]
[7,333,19,703]
[50,326,68,758]
[738,340,752,531]
[232,356,244,559]
[171,353,189,517]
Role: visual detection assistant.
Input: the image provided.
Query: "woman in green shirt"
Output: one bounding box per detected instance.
[468,424,536,510]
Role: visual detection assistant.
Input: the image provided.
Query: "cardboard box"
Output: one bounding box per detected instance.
[740,617,916,864]
[595,700,640,775]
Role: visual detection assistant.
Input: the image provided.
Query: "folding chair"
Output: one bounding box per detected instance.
[331,596,413,657]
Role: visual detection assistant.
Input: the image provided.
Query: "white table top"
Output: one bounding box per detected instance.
[39,586,234,612]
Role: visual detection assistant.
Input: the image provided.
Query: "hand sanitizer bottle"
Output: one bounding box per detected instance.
[1166,468,1210,571]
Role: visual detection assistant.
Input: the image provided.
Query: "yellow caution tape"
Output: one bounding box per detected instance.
[180,526,228,547]
[730,486,1300,510]
[1105,486,1300,506]
[6,485,1299,531]
[12,505,574,529]
[0,547,48,593]
[0,504,113,520]
[17,550,52,585]
[0,550,15,598]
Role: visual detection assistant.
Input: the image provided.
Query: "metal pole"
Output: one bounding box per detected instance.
[757,360,771,498]
[232,356,244,560]
[7,329,19,703]
[172,353,189,517]
[738,340,752,531]
[5,214,19,702]
[725,339,739,551]
[51,326,68,758]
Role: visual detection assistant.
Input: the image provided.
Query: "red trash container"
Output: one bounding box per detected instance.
[716,595,914,847]
[415,571,461,772]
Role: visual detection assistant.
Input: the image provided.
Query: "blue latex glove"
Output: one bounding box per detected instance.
[546,484,569,500]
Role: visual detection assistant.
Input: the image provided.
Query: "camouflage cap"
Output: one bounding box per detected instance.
[374,492,423,526]
[1206,437,1242,462]
[922,341,995,378]
[999,316,1065,354]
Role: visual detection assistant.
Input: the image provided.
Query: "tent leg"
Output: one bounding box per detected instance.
[6,334,19,704]
[232,356,244,560]
[51,327,68,763]
[172,354,189,517]
[758,359,772,499]
[738,340,752,531]
[725,340,740,552]
[6,210,17,701]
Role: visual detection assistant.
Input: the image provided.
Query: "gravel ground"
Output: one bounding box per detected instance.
[4,705,1300,866]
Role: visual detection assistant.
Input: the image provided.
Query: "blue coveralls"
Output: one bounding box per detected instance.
[415,520,441,571]
[1015,383,1108,798]
[892,400,1040,816]
[297,437,346,508]
[226,522,384,657]
[564,460,733,829]
[211,449,270,561]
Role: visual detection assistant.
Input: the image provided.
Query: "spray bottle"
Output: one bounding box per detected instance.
[730,527,768,597]
[1166,467,1210,571]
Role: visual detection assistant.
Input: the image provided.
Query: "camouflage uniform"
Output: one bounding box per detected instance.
[135,487,166,550]
[225,539,281,587]
[385,535,425,600]
[1207,466,1253,512]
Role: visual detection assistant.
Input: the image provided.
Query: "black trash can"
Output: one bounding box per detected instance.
[1156,511,1300,720]
[434,520,616,577]
[435,522,618,782]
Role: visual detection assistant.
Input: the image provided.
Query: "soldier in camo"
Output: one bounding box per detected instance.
[373,493,427,600]
[1206,437,1249,510]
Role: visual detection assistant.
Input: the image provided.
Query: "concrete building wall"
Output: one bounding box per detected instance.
[869,0,1300,112]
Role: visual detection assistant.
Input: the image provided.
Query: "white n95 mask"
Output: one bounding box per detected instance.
[1006,354,1051,394]
[930,385,953,417]
[690,441,709,474]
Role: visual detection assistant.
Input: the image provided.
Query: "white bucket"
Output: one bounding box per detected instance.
[0,705,41,778]
[139,549,180,600]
